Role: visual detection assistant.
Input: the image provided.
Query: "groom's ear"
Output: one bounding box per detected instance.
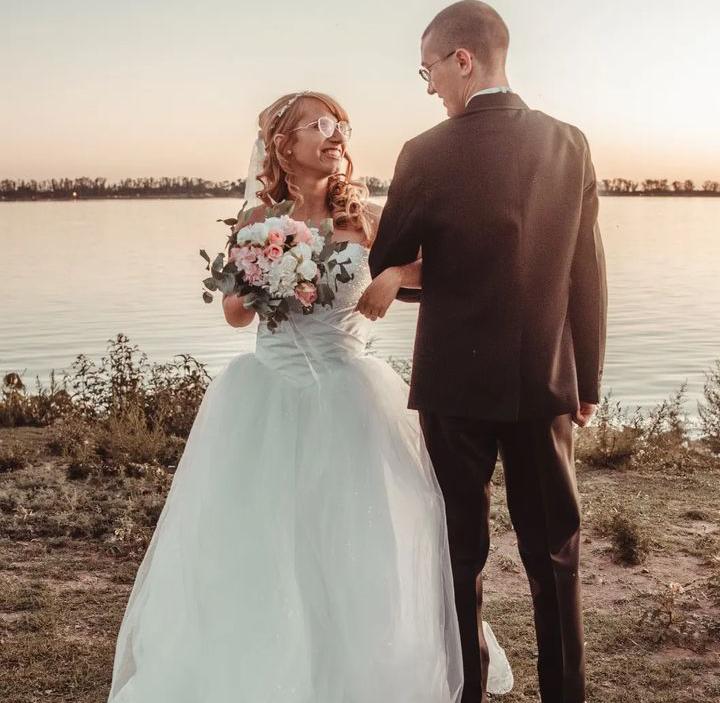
[456,48,474,77]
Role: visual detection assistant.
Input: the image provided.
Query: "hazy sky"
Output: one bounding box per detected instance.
[2,0,719,182]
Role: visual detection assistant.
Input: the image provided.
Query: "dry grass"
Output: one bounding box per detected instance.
[0,422,717,702]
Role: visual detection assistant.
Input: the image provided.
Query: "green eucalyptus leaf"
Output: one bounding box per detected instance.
[202,291,213,303]
[317,283,335,307]
[273,199,295,217]
[199,249,211,264]
[218,273,236,295]
[334,266,354,290]
[319,218,334,238]
[202,277,218,291]
[217,217,238,226]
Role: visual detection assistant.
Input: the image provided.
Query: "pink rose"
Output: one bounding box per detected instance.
[294,281,318,307]
[264,243,284,260]
[267,229,285,246]
[230,245,257,267]
[293,222,313,245]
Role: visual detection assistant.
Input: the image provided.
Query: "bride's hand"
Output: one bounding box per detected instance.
[355,267,402,321]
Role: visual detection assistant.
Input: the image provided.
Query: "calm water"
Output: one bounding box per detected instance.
[1,197,719,418]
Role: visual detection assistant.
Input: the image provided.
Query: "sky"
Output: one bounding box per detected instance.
[1,0,719,183]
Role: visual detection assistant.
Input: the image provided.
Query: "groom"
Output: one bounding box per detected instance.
[368,2,607,702]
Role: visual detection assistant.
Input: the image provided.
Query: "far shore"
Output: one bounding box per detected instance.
[3,191,720,202]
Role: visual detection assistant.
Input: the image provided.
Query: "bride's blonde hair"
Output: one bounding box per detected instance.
[256,91,371,240]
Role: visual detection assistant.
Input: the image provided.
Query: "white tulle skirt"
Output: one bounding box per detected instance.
[106,352,512,702]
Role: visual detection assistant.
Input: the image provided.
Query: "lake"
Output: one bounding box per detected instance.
[1,196,719,421]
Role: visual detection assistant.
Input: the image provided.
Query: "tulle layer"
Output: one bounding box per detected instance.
[107,352,465,703]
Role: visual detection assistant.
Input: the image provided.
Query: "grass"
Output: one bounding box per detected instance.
[1,335,719,701]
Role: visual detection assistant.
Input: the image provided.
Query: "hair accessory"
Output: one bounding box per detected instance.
[271,90,311,126]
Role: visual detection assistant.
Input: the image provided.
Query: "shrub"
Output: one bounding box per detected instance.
[143,354,211,438]
[607,510,651,565]
[641,383,688,448]
[575,395,644,469]
[95,404,185,468]
[0,370,74,428]
[593,501,651,566]
[46,413,97,461]
[0,438,31,473]
[576,385,689,470]
[66,459,96,481]
[699,360,720,450]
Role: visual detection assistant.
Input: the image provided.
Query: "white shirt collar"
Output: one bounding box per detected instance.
[465,86,513,108]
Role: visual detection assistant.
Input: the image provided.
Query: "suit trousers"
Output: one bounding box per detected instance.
[418,411,586,703]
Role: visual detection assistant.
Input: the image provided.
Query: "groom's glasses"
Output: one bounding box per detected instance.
[419,50,456,82]
[291,116,352,140]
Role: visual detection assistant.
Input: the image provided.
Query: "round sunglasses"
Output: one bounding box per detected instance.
[290,116,352,140]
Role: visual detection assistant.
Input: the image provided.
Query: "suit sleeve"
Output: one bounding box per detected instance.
[368,142,425,303]
[569,133,608,404]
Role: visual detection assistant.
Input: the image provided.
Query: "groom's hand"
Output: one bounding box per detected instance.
[572,401,597,427]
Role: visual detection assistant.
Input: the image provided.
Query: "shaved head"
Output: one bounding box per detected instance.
[422,1,509,71]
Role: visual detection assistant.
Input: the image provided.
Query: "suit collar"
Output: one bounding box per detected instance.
[464,91,529,113]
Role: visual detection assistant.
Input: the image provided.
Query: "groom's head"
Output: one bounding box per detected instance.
[421,1,509,117]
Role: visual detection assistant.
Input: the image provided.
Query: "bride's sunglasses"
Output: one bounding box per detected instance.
[290,116,352,140]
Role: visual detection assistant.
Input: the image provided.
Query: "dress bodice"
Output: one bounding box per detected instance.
[254,242,373,384]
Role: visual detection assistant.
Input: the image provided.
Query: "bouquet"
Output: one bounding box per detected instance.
[200,200,355,332]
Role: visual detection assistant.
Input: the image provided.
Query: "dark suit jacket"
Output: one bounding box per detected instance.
[369,91,607,421]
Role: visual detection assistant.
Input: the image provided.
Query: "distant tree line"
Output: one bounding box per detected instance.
[363,177,390,196]
[0,176,392,200]
[0,177,246,200]
[1,176,717,200]
[599,178,720,195]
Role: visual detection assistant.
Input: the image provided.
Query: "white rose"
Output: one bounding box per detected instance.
[264,216,283,232]
[239,222,267,245]
[292,242,312,261]
[311,233,324,255]
[278,251,299,274]
[297,259,318,281]
[268,270,286,297]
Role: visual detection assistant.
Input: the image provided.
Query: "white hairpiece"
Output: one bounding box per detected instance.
[272,90,311,124]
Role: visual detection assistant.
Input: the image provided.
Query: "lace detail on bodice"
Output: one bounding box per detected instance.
[321,242,372,310]
[254,242,372,384]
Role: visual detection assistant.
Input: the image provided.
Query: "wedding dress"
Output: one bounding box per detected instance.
[106,241,513,702]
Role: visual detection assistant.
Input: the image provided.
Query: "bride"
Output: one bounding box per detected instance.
[106,90,512,702]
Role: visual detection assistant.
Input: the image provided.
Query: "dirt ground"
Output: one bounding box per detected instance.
[1,425,718,703]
